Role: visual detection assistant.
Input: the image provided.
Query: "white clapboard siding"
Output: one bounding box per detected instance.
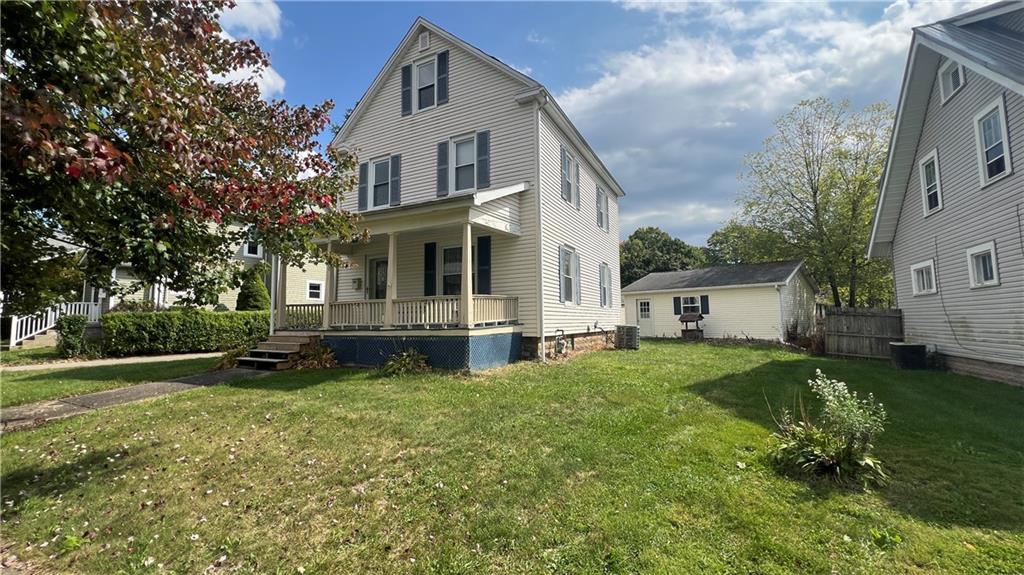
[892,65,1024,366]
[623,287,784,340]
[538,109,622,336]
[780,273,817,336]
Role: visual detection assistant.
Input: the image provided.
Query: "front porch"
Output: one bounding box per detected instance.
[279,295,519,330]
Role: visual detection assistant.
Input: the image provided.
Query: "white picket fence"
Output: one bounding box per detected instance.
[8,302,101,348]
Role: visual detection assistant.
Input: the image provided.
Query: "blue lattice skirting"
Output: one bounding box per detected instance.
[322,328,521,371]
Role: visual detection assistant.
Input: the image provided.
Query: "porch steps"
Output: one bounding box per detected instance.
[236,334,320,370]
[2,330,58,351]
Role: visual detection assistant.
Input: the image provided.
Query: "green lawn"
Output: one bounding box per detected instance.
[0,345,62,367]
[1,341,1021,574]
[0,358,218,407]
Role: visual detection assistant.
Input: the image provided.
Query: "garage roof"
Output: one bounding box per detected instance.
[622,260,806,293]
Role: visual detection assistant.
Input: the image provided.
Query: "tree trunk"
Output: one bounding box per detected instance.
[829,273,842,307]
[847,256,859,308]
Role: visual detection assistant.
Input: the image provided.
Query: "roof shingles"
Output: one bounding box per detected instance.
[622,260,805,293]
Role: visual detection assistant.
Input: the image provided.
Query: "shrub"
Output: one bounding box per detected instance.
[110,299,157,312]
[295,345,338,370]
[769,369,887,485]
[56,314,89,358]
[213,303,229,312]
[215,347,248,370]
[102,310,269,356]
[379,349,429,377]
[235,271,270,311]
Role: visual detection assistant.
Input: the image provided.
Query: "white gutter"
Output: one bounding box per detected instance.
[622,281,790,296]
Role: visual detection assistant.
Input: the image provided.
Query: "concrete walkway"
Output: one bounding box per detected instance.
[1,352,221,372]
[1,368,270,432]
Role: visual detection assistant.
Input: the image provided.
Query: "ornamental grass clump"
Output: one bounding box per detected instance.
[769,369,888,485]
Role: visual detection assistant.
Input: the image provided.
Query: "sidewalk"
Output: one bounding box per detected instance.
[1,352,222,373]
[1,368,270,432]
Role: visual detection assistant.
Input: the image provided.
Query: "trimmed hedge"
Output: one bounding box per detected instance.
[56,314,89,358]
[102,310,269,356]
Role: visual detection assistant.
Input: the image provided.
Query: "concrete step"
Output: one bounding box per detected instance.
[257,341,303,352]
[21,331,58,349]
[248,349,294,360]
[268,335,319,345]
[236,357,292,370]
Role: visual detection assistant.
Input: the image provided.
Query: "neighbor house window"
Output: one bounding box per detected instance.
[371,157,391,208]
[966,241,1000,288]
[681,296,700,314]
[560,146,577,206]
[453,135,476,192]
[910,260,937,296]
[559,245,580,304]
[638,300,650,319]
[599,262,611,308]
[596,187,610,231]
[243,241,262,258]
[307,281,323,301]
[939,59,965,102]
[974,96,1012,185]
[415,58,436,111]
[919,149,943,215]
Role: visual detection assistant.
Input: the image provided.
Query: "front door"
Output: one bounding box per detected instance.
[369,258,388,299]
[637,299,654,337]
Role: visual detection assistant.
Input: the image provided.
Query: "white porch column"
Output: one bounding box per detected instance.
[460,222,474,327]
[322,242,336,330]
[383,232,398,328]
[276,257,288,329]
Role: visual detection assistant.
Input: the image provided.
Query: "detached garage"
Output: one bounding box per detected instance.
[622,260,817,341]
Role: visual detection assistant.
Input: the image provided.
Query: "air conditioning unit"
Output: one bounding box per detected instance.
[615,325,640,350]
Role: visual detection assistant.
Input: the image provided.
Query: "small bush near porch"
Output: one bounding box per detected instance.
[1,341,1021,574]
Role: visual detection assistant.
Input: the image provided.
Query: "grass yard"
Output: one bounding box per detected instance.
[0,346,62,367]
[0,358,218,408]
[1,341,1021,574]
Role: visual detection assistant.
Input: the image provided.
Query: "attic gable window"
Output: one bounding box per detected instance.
[402,51,449,116]
[918,149,942,216]
[939,59,965,102]
[416,59,436,110]
[973,95,1012,186]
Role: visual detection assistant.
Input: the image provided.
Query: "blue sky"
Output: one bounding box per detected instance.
[220,0,988,245]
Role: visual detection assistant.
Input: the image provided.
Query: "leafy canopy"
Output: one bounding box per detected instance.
[1,1,360,314]
[619,226,705,287]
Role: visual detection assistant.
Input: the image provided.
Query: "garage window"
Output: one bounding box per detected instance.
[638,300,650,319]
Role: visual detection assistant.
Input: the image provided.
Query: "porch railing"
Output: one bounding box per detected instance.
[473,295,518,326]
[393,296,460,326]
[64,301,102,322]
[8,301,103,348]
[283,303,324,329]
[329,300,386,327]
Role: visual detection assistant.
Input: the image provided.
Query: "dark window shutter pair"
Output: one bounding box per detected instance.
[424,243,437,296]
[477,236,491,295]
[357,162,369,211]
[700,295,710,315]
[673,297,681,315]
[437,130,490,195]
[437,50,449,104]
[401,65,412,116]
[573,162,580,210]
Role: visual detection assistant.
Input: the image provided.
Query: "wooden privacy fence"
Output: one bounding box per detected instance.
[823,306,904,359]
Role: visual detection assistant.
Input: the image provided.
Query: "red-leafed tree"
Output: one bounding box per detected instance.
[1,0,360,314]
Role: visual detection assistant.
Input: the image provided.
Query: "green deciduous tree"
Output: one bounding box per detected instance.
[740,97,894,307]
[1,1,360,315]
[620,227,705,287]
[704,221,796,266]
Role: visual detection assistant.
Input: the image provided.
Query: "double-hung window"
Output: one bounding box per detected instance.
[596,187,610,231]
[243,240,262,258]
[681,296,700,314]
[939,59,965,102]
[560,146,577,206]
[973,95,1012,185]
[416,58,436,111]
[966,241,1000,288]
[370,157,391,208]
[910,260,937,296]
[440,246,476,295]
[307,281,323,301]
[919,149,942,215]
[453,135,476,192]
[599,262,611,308]
[559,245,580,304]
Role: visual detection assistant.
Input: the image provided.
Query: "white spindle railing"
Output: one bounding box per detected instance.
[283,303,324,328]
[8,302,102,348]
[329,300,386,327]
[393,296,460,326]
[472,295,519,326]
[63,301,102,322]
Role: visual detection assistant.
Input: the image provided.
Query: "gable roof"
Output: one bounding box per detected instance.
[329,17,626,198]
[622,260,807,293]
[867,1,1024,258]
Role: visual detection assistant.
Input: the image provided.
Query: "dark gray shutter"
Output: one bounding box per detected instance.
[437,50,449,105]
[424,243,437,296]
[357,162,368,211]
[558,247,567,302]
[573,161,580,209]
[389,155,401,206]
[573,252,581,305]
[560,148,571,201]
[436,142,449,196]
[477,236,491,295]
[673,297,681,315]
[700,295,710,315]
[476,130,490,189]
[401,65,412,116]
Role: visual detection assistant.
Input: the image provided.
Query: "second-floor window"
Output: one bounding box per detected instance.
[973,96,1012,186]
[243,241,261,258]
[372,157,391,208]
[596,186,610,231]
[416,58,436,111]
[919,149,942,215]
[454,135,476,192]
[560,146,578,208]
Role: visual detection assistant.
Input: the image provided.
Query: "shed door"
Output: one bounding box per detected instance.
[637,299,654,337]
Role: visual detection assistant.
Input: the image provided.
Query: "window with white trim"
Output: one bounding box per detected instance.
[974,96,1012,185]
[599,262,611,308]
[243,241,262,258]
[638,300,650,319]
[307,280,323,301]
[561,147,576,206]
[559,245,579,304]
[910,260,937,296]
[415,58,436,111]
[440,245,476,296]
[596,186,610,231]
[370,157,391,208]
[452,135,476,193]
[939,59,965,102]
[919,149,942,215]
[966,241,1000,288]
[681,296,700,314]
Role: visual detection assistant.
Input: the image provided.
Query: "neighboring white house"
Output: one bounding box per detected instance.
[622,261,816,341]
[867,2,1024,384]
[270,17,625,370]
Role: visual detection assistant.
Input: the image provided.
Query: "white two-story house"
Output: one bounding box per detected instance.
[271,18,625,370]
[868,2,1024,384]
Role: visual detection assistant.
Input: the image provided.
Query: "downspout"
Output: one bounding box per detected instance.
[534,97,547,362]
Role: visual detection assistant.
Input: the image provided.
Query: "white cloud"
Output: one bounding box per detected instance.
[565,0,987,243]
[220,0,282,40]
[214,29,286,99]
[526,31,549,44]
[509,63,534,76]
